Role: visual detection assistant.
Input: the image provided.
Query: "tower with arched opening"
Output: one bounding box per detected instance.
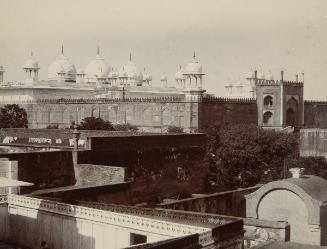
[256,70,304,129]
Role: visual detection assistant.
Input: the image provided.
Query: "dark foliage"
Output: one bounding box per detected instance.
[113,123,139,132]
[46,124,59,129]
[0,104,28,128]
[205,124,299,189]
[76,117,115,130]
[167,125,184,133]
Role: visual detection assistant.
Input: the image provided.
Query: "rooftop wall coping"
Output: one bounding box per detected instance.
[243,217,289,229]
[157,186,260,207]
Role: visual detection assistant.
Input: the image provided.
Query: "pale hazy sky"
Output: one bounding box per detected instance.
[0,0,326,99]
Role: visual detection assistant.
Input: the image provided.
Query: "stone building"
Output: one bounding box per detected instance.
[0,49,326,131]
[246,168,327,246]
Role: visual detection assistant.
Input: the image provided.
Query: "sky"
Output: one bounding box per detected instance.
[0,0,326,100]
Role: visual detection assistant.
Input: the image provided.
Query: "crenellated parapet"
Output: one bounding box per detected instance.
[15,96,185,104]
[282,81,304,87]
[202,96,256,103]
[304,100,327,105]
[255,79,303,87]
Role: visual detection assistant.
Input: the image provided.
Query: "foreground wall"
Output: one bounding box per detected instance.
[0,194,243,249]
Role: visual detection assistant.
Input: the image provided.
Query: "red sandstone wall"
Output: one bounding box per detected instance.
[304,101,327,128]
[198,100,258,129]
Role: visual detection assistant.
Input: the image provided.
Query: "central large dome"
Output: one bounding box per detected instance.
[120,53,143,85]
[124,60,142,80]
[85,48,110,82]
[48,49,76,82]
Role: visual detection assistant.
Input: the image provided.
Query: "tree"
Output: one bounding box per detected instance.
[0,104,28,128]
[167,125,184,133]
[46,124,59,129]
[113,123,139,132]
[207,124,299,189]
[76,117,115,130]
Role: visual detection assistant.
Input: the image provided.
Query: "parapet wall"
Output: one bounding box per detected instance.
[157,186,259,217]
[304,100,327,128]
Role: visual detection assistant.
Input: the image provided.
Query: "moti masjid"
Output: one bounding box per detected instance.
[0,47,326,131]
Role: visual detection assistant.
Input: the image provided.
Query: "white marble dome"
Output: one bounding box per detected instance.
[266,72,274,80]
[24,53,39,69]
[48,53,76,81]
[175,66,184,80]
[118,67,128,78]
[143,72,152,82]
[77,68,85,75]
[108,69,119,78]
[160,73,167,81]
[257,71,265,79]
[246,71,255,79]
[123,58,143,81]
[184,53,203,74]
[85,52,110,79]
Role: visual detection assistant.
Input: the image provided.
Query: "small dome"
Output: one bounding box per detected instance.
[108,69,119,78]
[142,68,152,82]
[118,67,128,78]
[85,49,110,79]
[246,71,255,78]
[266,72,274,80]
[175,66,184,80]
[160,73,167,81]
[24,52,39,69]
[48,48,76,81]
[257,71,265,79]
[184,52,203,74]
[97,71,107,79]
[77,68,85,75]
[123,56,143,81]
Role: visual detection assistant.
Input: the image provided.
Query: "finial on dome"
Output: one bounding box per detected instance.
[61,44,64,55]
[31,51,34,57]
[193,51,196,59]
[129,52,132,61]
[97,46,100,56]
[179,65,182,70]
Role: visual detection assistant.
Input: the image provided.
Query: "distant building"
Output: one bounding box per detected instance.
[0,48,326,131]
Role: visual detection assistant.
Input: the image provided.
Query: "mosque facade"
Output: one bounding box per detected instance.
[0,47,326,131]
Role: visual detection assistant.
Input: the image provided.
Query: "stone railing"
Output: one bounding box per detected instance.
[6,194,213,245]
[77,200,233,226]
[78,200,243,246]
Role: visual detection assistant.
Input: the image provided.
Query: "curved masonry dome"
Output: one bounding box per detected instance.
[48,48,76,81]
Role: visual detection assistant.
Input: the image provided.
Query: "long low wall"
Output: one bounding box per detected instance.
[157,186,259,217]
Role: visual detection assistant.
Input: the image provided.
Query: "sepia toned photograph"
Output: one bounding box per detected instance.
[0,0,327,248]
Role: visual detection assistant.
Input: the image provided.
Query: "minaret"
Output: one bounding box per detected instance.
[0,65,5,84]
[23,51,39,84]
